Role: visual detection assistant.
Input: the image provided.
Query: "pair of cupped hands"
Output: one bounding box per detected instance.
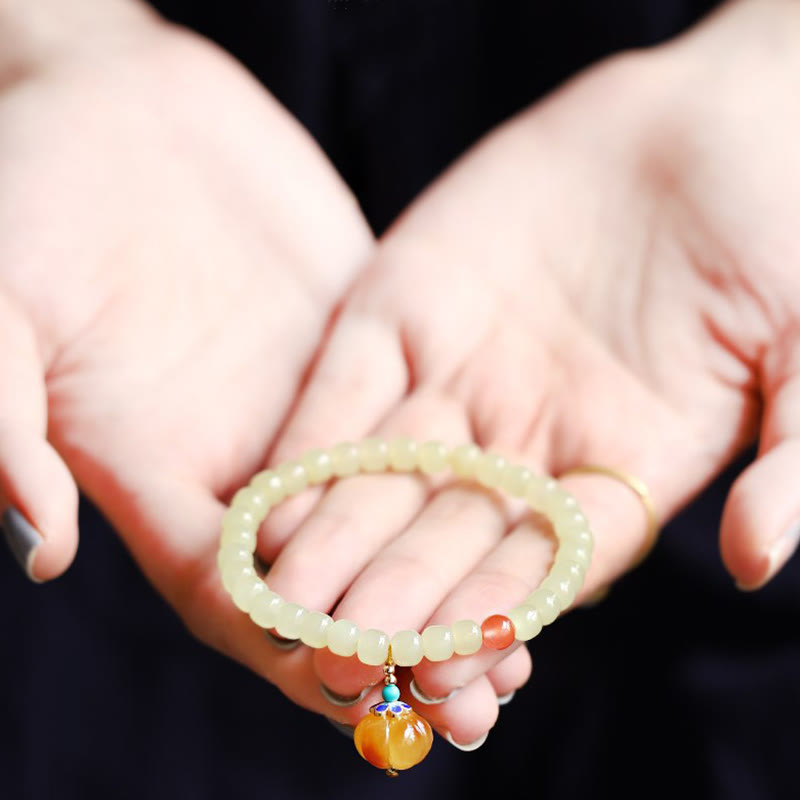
[2,0,799,748]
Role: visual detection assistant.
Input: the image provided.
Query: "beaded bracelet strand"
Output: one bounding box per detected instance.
[218,437,593,775]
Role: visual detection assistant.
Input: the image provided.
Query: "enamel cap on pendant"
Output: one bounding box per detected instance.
[217,437,598,776]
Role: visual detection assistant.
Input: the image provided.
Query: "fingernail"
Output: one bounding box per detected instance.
[497,690,516,706]
[2,507,43,582]
[409,677,459,705]
[444,730,489,752]
[767,520,800,578]
[264,630,302,650]
[736,520,800,592]
[319,682,371,707]
[325,717,355,739]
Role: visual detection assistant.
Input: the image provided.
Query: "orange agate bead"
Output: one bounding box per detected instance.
[481,614,515,650]
[354,701,433,774]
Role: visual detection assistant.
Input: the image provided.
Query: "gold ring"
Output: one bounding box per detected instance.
[558,464,659,567]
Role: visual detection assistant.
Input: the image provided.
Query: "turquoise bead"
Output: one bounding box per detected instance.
[382,684,401,702]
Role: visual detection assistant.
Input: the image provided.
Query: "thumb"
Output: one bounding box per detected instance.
[0,295,79,582]
[720,345,800,590]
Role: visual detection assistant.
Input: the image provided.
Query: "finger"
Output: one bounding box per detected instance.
[485,643,532,700]
[0,295,79,581]
[416,646,530,750]
[324,477,513,700]
[260,463,428,630]
[110,475,382,723]
[266,394,471,696]
[413,673,499,750]
[414,460,653,699]
[258,307,410,555]
[721,357,800,589]
[260,390,459,611]
[411,510,548,699]
[557,469,658,594]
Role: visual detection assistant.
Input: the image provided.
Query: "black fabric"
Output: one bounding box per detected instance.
[153,0,721,233]
[4,3,798,799]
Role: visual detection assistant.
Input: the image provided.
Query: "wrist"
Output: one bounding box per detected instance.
[655,0,800,83]
[0,0,160,77]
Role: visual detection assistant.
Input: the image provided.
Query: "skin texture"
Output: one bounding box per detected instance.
[0,2,374,717]
[260,0,800,744]
[1,0,799,751]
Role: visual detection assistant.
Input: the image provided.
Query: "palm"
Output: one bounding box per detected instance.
[260,33,800,745]
[0,24,371,661]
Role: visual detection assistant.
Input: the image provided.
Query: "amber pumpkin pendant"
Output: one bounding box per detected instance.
[353,651,433,777]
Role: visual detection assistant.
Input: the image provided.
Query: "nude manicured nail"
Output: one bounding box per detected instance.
[736,520,800,591]
[766,520,800,579]
[444,730,489,752]
[497,690,516,706]
[409,678,460,705]
[2,507,43,582]
[319,683,371,707]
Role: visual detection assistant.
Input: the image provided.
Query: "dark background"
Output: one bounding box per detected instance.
[3,2,799,798]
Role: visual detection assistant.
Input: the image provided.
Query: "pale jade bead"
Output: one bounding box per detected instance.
[359,437,389,472]
[220,526,257,551]
[502,464,535,498]
[559,510,589,530]
[557,543,592,569]
[553,516,591,544]
[249,590,284,628]
[327,619,361,657]
[231,486,268,519]
[528,587,562,626]
[300,611,333,648]
[550,543,587,580]
[357,629,390,665]
[475,451,508,489]
[451,619,482,655]
[222,563,254,594]
[421,625,454,662]
[217,544,252,571]
[232,573,265,612]
[250,470,286,504]
[449,443,482,478]
[542,562,583,608]
[525,476,559,508]
[551,558,585,583]
[219,557,253,591]
[301,449,334,484]
[390,630,423,666]
[541,489,578,518]
[222,506,256,535]
[508,605,543,641]
[561,526,593,549]
[388,436,418,471]
[417,440,449,474]
[275,602,307,639]
[276,460,307,495]
[331,442,360,477]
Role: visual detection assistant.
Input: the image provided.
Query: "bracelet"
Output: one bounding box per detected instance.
[217,437,594,776]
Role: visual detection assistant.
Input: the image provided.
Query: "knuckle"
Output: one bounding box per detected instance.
[368,549,444,599]
[465,567,532,612]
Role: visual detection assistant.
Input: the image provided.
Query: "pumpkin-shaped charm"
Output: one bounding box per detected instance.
[354,700,433,775]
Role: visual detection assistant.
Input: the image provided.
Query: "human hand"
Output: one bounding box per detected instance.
[0,0,373,706]
[252,0,800,747]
